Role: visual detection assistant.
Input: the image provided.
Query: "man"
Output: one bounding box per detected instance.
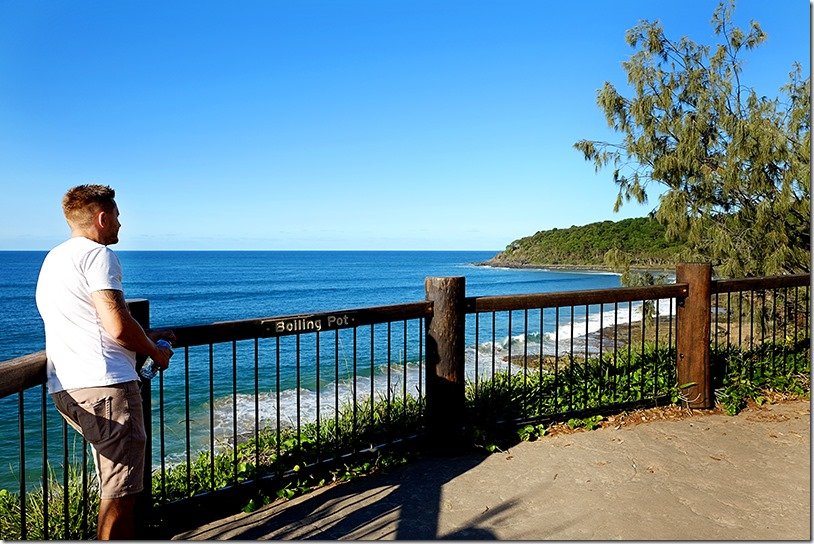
[36,184,174,540]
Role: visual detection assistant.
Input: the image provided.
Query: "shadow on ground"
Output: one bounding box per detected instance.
[174,451,508,540]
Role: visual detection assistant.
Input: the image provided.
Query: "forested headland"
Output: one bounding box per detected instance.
[483,217,686,271]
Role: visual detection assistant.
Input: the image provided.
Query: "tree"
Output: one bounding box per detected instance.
[574,0,810,278]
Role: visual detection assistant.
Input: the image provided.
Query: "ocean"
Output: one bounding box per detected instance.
[0,250,631,490]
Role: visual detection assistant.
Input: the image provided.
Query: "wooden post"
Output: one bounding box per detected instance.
[425,277,466,454]
[127,298,152,536]
[676,264,713,409]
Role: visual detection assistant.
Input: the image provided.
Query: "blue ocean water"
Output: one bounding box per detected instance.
[0,250,626,358]
[0,250,626,490]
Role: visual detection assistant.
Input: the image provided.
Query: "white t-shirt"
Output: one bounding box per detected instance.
[36,236,138,393]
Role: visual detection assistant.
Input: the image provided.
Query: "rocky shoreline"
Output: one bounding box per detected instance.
[476,258,674,274]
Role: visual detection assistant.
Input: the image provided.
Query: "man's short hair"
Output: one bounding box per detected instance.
[62,185,116,228]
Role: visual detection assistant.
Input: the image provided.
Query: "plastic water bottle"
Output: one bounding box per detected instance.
[140,339,172,380]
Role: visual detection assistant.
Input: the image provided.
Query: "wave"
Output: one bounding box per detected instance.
[158,297,677,464]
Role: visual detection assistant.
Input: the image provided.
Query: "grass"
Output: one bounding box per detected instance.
[0,463,99,540]
[1,333,809,540]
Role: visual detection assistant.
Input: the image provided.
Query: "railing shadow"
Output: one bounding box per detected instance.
[172,451,499,540]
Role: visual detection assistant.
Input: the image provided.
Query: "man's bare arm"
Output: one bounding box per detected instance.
[91,289,171,367]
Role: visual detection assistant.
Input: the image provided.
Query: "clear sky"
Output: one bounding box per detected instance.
[0,0,809,251]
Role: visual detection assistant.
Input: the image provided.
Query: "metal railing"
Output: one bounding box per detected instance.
[0,267,809,540]
[710,276,811,387]
[147,301,431,526]
[463,283,687,425]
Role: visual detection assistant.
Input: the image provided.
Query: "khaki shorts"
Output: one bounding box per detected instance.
[52,381,146,499]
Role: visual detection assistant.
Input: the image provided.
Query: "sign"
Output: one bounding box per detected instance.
[262,313,354,336]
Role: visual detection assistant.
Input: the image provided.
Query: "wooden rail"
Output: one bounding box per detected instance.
[465,284,689,313]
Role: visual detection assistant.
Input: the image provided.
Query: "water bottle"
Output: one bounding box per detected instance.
[140,339,172,380]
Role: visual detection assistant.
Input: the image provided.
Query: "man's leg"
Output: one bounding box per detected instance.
[97,495,138,540]
[52,383,146,540]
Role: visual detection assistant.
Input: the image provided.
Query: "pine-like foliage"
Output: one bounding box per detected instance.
[574,0,810,277]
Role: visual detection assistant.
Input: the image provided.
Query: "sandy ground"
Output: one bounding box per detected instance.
[174,398,810,541]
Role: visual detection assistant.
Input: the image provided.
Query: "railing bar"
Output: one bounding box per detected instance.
[714,292,720,369]
[370,324,375,435]
[626,303,632,397]
[554,307,560,413]
[772,288,778,372]
[805,285,811,345]
[726,290,732,349]
[208,343,215,491]
[539,308,544,414]
[296,335,302,446]
[316,331,322,461]
[232,341,238,484]
[749,290,755,379]
[669,297,675,381]
[468,284,689,313]
[654,298,660,398]
[507,310,513,386]
[160,359,167,502]
[184,347,191,495]
[569,306,575,411]
[387,322,392,434]
[584,304,589,409]
[783,287,789,372]
[352,327,358,453]
[41,384,49,540]
[640,299,646,400]
[170,301,433,347]
[613,302,619,404]
[402,320,408,415]
[334,330,340,459]
[254,338,260,483]
[63,418,69,538]
[81,436,88,537]
[793,287,799,373]
[761,290,767,346]
[523,309,529,414]
[598,304,604,408]
[491,312,496,403]
[418,317,424,417]
[275,338,281,468]
[19,390,27,540]
[474,313,480,404]
[713,274,809,293]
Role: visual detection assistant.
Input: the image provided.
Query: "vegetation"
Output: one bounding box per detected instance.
[0,463,99,540]
[486,217,686,269]
[574,0,810,277]
[713,339,810,415]
[1,334,808,540]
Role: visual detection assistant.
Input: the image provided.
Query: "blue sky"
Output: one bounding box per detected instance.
[0,0,809,251]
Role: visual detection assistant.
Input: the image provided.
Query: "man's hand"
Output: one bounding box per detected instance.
[150,341,174,371]
[148,328,177,346]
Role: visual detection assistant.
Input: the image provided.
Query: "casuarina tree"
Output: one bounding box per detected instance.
[574,0,810,277]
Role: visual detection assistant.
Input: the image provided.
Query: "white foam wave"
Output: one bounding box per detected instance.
[160,298,677,462]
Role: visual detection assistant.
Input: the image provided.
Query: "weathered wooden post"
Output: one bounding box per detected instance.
[127,298,152,536]
[425,277,466,453]
[675,264,713,409]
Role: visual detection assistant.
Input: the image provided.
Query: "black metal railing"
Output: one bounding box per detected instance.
[147,302,431,522]
[463,284,687,426]
[710,276,811,386]
[0,268,809,540]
